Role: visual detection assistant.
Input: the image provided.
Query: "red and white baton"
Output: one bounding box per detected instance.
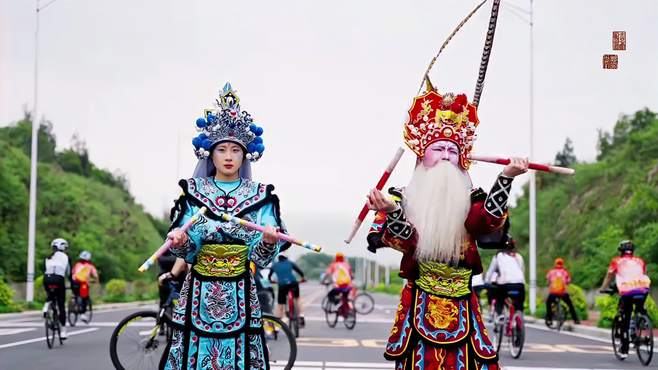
[470,155,575,175]
[344,147,405,244]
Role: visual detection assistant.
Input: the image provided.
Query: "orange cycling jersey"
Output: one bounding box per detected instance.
[547,267,570,295]
[609,255,651,296]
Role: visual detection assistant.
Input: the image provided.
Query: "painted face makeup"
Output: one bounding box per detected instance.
[212,141,244,180]
[422,140,460,168]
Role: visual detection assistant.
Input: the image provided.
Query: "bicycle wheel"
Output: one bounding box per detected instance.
[325,300,338,328]
[45,303,55,349]
[287,295,299,338]
[509,312,525,359]
[68,297,78,327]
[611,315,626,361]
[494,318,504,354]
[109,310,167,370]
[354,293,375,315]
[635,314,653,366]
[344,307,357,330]
[262,314,297,370]
[86,298,93,324]
[321,295,329,313]
[556,300,566,332]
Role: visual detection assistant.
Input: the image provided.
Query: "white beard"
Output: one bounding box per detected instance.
[404,162,471,265]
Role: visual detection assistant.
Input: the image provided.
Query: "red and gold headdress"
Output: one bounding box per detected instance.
[404,91,479,170]
[403,0,502,170]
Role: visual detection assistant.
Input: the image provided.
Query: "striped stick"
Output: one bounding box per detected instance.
[344,147,405,244]
[138,207,208,272]
[218,213,322,253]
[470,155,575,175]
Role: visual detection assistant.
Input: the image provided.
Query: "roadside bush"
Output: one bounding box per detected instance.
[105,279,128,302]
[0,278,15,306]
[133,280,158,300]
[596,294,658,328]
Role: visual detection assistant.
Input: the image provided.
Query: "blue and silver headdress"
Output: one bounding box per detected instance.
[192,83,266,162]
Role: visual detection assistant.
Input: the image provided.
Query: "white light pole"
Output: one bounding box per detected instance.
[528,0,537,315]
[502,0,537,314]
[26,0,59,302]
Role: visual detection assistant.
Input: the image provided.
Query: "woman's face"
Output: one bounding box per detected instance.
[422,140,460,168]
[211,141,244,179]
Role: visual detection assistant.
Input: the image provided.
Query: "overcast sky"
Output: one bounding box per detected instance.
[2,0,657,264]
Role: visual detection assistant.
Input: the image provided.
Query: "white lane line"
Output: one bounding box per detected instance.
[0,327,98,349]
[325,362,394,368]
[525,323,612,344]
[0,328,36,336]
[504,368,625,370]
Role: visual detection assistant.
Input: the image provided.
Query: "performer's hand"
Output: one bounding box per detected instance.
[366,189,397,213]
[168,228,189,247]
[502,157,529,177]
[262,225,279,246]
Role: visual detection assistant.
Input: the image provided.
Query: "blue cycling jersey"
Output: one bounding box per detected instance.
[270,260,304,285]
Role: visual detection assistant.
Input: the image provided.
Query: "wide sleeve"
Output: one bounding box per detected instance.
[466,174,514,237]
[376,188,417,253]
[168,194,203,263]
[247,202,285,269]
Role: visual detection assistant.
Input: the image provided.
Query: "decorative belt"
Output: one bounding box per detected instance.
[416,261,472,298]
[193,244,249,278]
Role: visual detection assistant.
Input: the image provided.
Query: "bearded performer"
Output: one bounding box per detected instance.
[164,83,289,370]
[366,90,529,369]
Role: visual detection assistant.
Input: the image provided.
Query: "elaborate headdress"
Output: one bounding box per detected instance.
[403,0,501,171]
[192,83,266,162]
[404,92,479,169]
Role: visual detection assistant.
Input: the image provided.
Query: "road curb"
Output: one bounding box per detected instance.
[0,300,155,321]
[527,315,658,342]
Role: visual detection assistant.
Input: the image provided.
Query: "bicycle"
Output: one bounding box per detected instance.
[43,283,64,349]
[349,286,375,315]
[109,283,297,370]
[545,295,567,332]
[491,290,525,359]
[323,287,357,330]
[68,287,93,326]
[271,280,304,338]
[109,280,180,370]
[602,289,653,366]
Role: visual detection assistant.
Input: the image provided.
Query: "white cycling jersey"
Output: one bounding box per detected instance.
[485,252,525,285]
[44,251,70,277]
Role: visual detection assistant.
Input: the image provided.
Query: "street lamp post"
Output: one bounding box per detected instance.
[502,0,537,314]
[26,0,58,302]
[528,0,537,315]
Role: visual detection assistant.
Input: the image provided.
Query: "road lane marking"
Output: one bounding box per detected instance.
[0,328,36,336]
[0,327,98,349]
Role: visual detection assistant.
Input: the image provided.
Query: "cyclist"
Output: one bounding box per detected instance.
[157,252,187,307]
[269,254,306,326]
[71,250,99,323]
[599,240,651,359]
[43,238,71,339]
[324,253,354,311]
[485,238,525,318]
[545,257,580,325]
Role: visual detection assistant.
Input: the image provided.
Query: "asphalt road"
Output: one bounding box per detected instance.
[0,282,652,370]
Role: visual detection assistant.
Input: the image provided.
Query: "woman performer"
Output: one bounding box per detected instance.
[163,83,289,370]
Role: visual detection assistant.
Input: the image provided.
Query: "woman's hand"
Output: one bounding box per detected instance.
[167,228,189,247]
[366,189,397,213]
[502,157,529,178]
[262,225,279,245]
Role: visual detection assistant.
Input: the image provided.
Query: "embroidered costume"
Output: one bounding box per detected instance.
[163,83,288,370]
[367,90,514,370]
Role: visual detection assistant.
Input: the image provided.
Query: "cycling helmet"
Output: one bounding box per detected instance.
[554,257,564,267]
[79,250,92,261]
[618,240,634,254]
[50,238,69,251]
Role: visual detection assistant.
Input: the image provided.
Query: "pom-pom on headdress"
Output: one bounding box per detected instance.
[404,91,479,170]
[192,83,266,162]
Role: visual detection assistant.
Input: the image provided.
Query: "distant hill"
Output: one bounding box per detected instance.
[0,114,169,282]
[509,109,658,289]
